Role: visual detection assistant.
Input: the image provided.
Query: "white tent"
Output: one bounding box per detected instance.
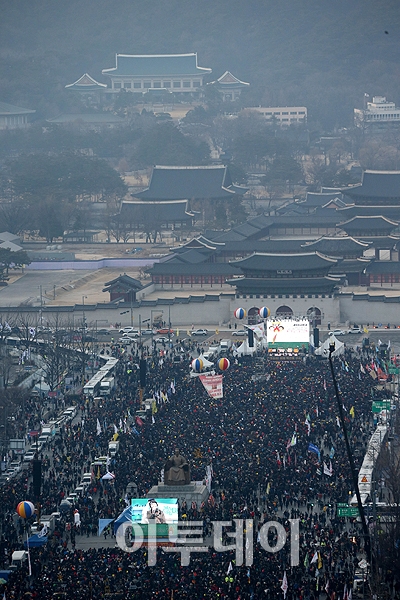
[314,335,344,358]
[234,340,257,356]
[197,354,214,368]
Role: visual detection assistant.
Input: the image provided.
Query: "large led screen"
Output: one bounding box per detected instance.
[130,498,178,538]
[266,318,310,349]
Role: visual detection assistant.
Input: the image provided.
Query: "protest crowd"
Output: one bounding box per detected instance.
[0,338,398,599]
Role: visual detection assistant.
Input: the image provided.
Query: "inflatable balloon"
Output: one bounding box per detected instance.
[191,358,203,372]
[259,306,271,319]
[16,501,35,519]
[234,308,246,320]
[218,357,230,371]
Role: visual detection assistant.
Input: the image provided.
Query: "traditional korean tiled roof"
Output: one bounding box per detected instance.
[226,275,340,294]
[120,199,193,222]
[344,170,400,199]
[102,53,211,77]
[304,192,343,206]
[302,236,370,255]
[0,101,35,115]
[65,73,107,90]
[209,71,250,88]
[330,257,371,274]
[221,239,307,254]
[338,215,398,232]
[336,204,400,219]
[168,249,211,264]
[270,213,340,228]
[173,237,218,252]
[134,165,247,200]
[209,230,247,242]
[365,261,400,274]
[103,274,143,291]
[230,222,260,237]
[230,251,337,272]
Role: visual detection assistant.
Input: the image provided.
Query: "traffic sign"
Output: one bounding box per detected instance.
[337,506,360,517]
[372,400,391,413]
[388,367,399,374]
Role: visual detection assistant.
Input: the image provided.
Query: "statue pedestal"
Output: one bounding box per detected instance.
[146,482,209,505]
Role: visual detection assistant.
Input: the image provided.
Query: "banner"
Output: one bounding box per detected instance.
[199,374,223,399]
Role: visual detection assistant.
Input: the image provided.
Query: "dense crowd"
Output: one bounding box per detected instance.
[0,340,397,599]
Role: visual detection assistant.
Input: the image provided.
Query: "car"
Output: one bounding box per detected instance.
[9,461,22,473]
[155,336,170,344]
[118,337,135,345]
[38,435,50,445]
[5,468,18,479]
[348,327,362,334]
[119,327,136,334]
[97,329,110,335]
[157,328,174,335]
[23,451,36,462]
[232,329,247,336]
[191,329,208,336]
[329,329,346,336]
[141,329,155,336]
[122,330,140,338]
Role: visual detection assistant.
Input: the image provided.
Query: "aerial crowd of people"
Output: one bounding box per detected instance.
[0,339,398,599]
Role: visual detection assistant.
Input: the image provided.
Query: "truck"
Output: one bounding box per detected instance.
[219,339,232,353]
[11,551,27,570]
[99,376,115,397]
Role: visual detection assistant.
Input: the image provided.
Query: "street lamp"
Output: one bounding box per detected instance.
[328,341,371,562]
[82,296,87,329]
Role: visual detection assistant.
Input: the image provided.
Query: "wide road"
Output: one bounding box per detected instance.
[0,270,93,307]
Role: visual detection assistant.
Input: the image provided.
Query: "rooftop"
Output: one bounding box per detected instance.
[102,53,212,77]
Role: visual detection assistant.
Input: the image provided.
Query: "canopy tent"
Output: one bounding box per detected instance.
[113,506,133,534]
[314,335,345,358]
[234,340,257,356]
[102,471,115,480]
[24,534,48,548]
[197,354,214,368]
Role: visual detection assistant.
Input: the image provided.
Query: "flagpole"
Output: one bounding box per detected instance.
[328,342,371,561]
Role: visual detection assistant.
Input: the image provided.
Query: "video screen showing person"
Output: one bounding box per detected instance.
[130,498,178,524]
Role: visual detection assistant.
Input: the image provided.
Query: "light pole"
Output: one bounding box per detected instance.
[168,304,171,346]
[82,296,87,329]
[328,342,371,562]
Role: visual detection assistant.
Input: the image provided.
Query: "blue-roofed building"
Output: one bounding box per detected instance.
[208,71,250,101]
[102,53,211,95]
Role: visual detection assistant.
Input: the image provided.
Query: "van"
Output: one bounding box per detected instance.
[219,339,232,353]
[38,435,50,446]
[64,406,77,418]
[108,441,120,457]
[207,345,219,357]
[82,472,93,485]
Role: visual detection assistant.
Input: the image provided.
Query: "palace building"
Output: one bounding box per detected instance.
[208,71,250,101]
[102,53,211,95]
[0,101,35,130]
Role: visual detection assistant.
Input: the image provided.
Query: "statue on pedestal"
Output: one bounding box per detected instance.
[164,448,190,485]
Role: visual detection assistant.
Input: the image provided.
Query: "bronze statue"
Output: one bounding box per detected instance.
[164,448,190,485]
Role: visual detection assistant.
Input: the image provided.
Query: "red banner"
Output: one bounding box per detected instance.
[199,374,223,399]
